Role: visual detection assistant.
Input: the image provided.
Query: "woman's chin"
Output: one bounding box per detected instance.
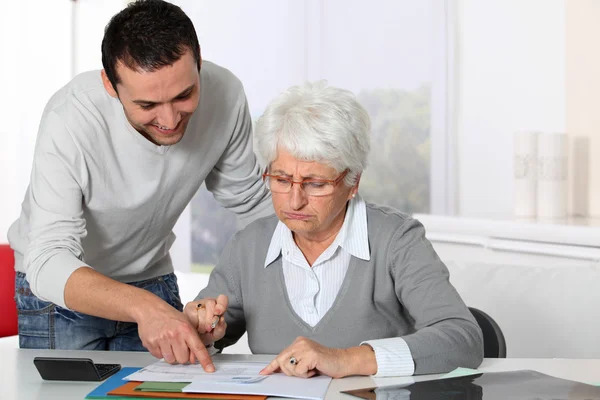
[283,220,315,234]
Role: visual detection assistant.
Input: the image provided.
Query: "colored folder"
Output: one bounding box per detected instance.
[85,367,142,399]
[109,381,267,400]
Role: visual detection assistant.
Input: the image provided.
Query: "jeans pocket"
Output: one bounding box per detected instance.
[18,311,54,349]
[15,272,55,314]
[16,299,55,349]
[15,272,56,348]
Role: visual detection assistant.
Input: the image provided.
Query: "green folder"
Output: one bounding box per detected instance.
[134,381,190,392]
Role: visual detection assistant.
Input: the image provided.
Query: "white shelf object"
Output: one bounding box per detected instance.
[413,214,600,267]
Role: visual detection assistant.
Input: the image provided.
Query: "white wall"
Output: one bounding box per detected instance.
[0,1,73,242]
[0,1,128,243]
[456,0,565,218]
[565,0,600,218]
[174,0,307,117]
[73,0,127,75]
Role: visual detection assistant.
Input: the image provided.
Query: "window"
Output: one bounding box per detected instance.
[173,0,452,273]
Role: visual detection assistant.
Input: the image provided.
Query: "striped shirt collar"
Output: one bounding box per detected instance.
[264,194,370,268]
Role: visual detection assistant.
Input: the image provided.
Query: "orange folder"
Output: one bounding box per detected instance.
[108,381,267,400]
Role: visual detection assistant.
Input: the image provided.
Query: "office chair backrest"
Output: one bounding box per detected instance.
[0,244,18,337]
[469,306,507,358]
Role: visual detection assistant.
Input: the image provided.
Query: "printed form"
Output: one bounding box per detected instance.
[124,360,332,400]
[125,359,268,382]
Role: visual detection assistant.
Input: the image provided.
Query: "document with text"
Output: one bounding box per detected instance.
[124,359,268,382]
[124,359,332,399]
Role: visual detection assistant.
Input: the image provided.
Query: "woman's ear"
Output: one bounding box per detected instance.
[354,173,362,189]
[350,173,361,199]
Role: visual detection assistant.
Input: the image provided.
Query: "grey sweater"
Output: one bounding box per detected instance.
[198,202,484,375]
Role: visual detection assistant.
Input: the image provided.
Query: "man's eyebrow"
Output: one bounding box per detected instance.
[132,84,195,105]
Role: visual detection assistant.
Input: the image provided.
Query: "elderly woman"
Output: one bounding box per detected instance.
[184,82,483,378]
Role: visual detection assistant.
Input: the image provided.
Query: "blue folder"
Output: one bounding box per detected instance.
[85,367,141,399]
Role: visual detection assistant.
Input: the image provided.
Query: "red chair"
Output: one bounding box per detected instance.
[0,244,18,337]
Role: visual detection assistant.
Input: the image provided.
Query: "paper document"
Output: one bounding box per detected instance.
[212,376,268,384]
[183,373,332,400]
[125,360,268,383]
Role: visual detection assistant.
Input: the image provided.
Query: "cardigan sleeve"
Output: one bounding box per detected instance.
[390,218,484,374]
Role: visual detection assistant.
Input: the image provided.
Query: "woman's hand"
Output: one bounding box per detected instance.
[183,295,228,348]
[259,336,377,379]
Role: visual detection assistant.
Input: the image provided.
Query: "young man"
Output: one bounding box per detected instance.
[7,0,271,372]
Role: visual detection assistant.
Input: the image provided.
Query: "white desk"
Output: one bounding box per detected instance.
[1,338,599,400]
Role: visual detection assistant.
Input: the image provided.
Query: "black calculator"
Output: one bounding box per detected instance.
[34,357,121,381]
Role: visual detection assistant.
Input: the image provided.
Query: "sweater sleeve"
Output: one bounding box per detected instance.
[22,110,91,308]
[204,89,273,227]
[391,219,484,375]
[195,233,247,350]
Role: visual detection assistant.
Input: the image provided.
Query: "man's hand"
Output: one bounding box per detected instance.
[63,267,216,372]
[259,337,377,378]
[136,300,216,371]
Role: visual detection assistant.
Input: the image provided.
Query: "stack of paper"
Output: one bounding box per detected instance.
[85,360,331,400]
[182,373,332,400]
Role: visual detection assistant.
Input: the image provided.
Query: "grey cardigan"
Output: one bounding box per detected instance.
[197,202,483,374]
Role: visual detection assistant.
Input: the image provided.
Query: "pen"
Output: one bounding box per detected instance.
[210,314,221,329]
[197,303,221,330]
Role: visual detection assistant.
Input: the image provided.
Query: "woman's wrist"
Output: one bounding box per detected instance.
[346,344,378,376]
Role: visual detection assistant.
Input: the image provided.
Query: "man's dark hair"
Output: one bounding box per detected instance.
[101,0,201,92]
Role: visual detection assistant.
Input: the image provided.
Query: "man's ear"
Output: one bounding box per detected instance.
[198,46,203,71]
[101,69,118,98]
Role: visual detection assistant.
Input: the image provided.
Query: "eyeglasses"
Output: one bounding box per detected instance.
[262,169,348,197]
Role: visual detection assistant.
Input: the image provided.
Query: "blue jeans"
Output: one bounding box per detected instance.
[15,271,183,351]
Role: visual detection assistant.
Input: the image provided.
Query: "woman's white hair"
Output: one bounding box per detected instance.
[254,80,371,186]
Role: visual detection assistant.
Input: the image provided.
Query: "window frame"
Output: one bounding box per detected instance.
[430,0,459,216]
